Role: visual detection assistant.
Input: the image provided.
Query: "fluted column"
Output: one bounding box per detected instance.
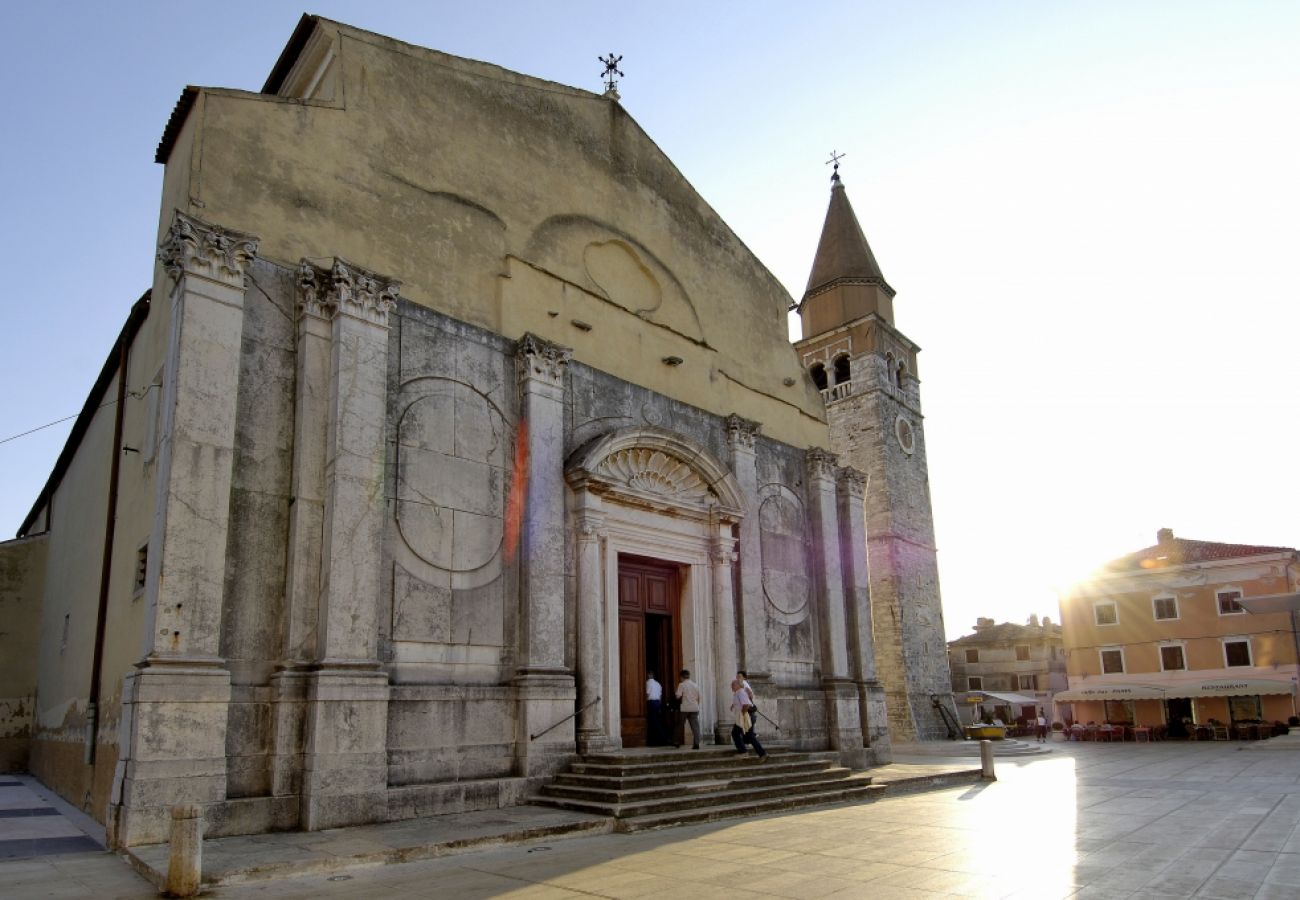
[838,466,891,761]
[710,529,739,740]
[110,212,258,848]
[725,415,768,682]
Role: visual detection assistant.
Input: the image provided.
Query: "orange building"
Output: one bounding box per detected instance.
[1057,529,1299,736]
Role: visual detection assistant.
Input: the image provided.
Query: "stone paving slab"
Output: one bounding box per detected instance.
[125,803,614,888]
[0,775,105,860]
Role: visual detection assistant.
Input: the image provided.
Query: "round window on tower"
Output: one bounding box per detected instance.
[895,415,915,455]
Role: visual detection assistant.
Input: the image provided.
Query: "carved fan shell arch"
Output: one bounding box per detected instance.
[596,448,711,504]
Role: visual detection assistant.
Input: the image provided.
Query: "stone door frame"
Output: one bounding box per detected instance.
[566,426,746,751]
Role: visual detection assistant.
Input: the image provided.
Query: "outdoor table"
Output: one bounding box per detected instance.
[1133,726,1151,743]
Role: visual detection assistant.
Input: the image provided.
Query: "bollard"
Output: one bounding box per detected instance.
[165,803,203,898]
[979,739,996,780]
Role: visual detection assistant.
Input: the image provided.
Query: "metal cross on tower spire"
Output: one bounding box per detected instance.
[599,53,624,98]
[826,150,847,183]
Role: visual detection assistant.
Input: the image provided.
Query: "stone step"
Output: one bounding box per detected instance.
[536,771,872,819]
[542,765,855,804]
[578,745,802,766]
[568,750,838,779]
[559,756,837,788]
[613,781,890,832]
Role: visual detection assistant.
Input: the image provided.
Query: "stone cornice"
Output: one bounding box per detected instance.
[516,332,572,388]
[158,212,259,289]
[297,258,401,327]
[723,414,761,451]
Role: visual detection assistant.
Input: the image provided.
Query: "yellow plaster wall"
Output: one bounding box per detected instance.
[163,22,827,447]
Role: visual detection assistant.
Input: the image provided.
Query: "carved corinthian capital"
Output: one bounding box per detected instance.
[724,414,761,452]
[836,465,867,497]
[158,211,259,289]
[516,333,573,389]
[296,261,335,321]
[295,258,400,327]
[806,447,839,482]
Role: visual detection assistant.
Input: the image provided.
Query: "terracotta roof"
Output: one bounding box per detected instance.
[949,621,1061,646]
[1103,536,1296,572]
[801,179,893,302]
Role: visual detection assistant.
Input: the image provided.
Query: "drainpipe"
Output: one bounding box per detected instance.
[86,335,130,765]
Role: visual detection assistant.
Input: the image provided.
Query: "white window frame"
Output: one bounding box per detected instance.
[1094,601,1119,626]
[1158,641,1187,672]
[1216,587,1246,616]
[1017,674,1035,690]
[1222,636,1253,668]
[1098,646,1125,675]
[967,676,983,691]
[1152,594,1179,622]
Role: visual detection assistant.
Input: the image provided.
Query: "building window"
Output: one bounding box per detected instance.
[1224,638,1252,668]
[1104,700,1135,725]
[1018,674,1035,690]
[1217,589,1245,615]
[1099,647,1124,674]
[133,544,148,597]
[967,676,983,691]
[1015,645,1030,661]
[809,362,828,391]
[1094,602,1118,626]
[1159,644,1186,671]
[965,648,979,664]
[832,355,851,385]
[1153,595,1179,621]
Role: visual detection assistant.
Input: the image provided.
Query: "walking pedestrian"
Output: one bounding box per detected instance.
[730,678,767,760]
[645,671,664,745]
[675,669,702,749]
[1036,713,1048,742]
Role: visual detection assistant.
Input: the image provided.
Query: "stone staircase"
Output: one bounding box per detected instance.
[892,738,1054,758]
[531,746,886,832]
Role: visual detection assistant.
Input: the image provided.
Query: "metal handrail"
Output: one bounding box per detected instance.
[530,695,601,741]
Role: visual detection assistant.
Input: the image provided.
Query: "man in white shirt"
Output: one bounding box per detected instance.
[645,671,664,745]
[675,669,702,749]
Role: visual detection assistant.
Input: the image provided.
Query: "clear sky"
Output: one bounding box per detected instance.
[3,1,1298,640]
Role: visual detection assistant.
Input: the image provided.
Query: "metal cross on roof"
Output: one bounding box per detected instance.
[599,53,624,95]
[826,150,846,182]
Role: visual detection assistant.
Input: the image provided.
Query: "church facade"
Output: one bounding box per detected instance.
[0,16,954,847]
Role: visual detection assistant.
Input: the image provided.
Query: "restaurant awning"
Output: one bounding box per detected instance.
[1238,592,1300,614]
[966,691,1040,706]
[1054,683,1169,702]
[1160,678,1296,699]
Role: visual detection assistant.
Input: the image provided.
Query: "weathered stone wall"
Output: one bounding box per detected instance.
[0,535,47,771]
[827,349,955,740]
[221,258,297,799]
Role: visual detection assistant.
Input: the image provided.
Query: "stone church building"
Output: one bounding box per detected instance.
[0,16,955,847]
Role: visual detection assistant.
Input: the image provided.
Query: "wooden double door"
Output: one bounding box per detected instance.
[617,556,682,747]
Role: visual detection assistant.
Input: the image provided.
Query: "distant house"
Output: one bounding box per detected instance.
[948,616,1066,726]
[1056,529,1299,735]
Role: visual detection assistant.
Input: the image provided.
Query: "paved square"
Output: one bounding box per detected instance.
[2,741,1298,898]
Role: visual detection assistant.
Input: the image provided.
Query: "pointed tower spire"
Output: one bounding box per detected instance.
[798,172,896,333]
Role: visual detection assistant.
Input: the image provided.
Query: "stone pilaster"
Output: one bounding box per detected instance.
[108,212,258,848]
[837,466,891,762]
[574,506,614,753]
[710,530,739,742]
[807,448,865,767]
[295,258,398,831]
[513,333,576,775]
[725,415,768,682]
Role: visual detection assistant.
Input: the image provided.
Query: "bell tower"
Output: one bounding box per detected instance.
[793,169,957,741]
